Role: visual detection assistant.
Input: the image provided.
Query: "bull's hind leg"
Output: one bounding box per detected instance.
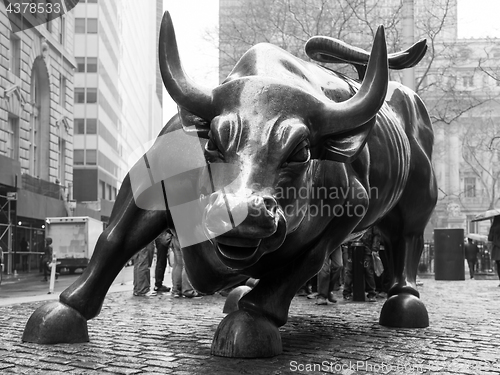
[378,224,430,328]
[22,175,168,344]
[378,153,437,328]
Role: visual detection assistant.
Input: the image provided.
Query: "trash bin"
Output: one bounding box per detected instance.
[434,228,465,280]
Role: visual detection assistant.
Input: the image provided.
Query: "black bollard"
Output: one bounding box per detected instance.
[351,241,365,301]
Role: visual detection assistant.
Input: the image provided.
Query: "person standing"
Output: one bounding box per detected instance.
[315,246,342,305]
[343,226,379,302]
[464,238,479,279]
[488,216,500,286]
[170,229,201,298]
[133,241,155,297]
[154,230,172,293]
[42,237,53,282]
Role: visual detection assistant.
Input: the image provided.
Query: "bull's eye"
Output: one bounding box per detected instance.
[283,140,310,167]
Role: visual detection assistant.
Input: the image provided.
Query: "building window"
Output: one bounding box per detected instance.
[75,18,86,33]
[75,118,85,134]
[86,118,97,134]
[87,19,98,33]
[60,75,67,108]
[99,180,106,199]
[87,57,97,72]
[447,75,456,88]
[58,137,66,186]
[10,33,21,77]
[464,177,476,198]
[74,118,97,134]
[59,15,66,45]
[106,184,111,200]
[86,150,97,165]
[75,88,85,103]
[463,75,474,87]
[6,115,19,160]
[75,88,97,104]
[86,88,97,103]
[74,150,84,165]
[468,215,478,234]
[76,57,97,73]
[76,57,85,72]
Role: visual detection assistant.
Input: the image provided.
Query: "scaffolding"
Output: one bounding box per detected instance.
[0,192,16,275]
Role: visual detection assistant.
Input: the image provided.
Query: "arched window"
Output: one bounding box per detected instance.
[30,57,50,180]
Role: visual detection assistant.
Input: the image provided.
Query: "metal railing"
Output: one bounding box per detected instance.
[21,174,65,200]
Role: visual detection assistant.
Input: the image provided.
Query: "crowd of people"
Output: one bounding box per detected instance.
[132,229,202,299]
[298,225,390,305]
[117,215,500,300]
[130,224,391,303]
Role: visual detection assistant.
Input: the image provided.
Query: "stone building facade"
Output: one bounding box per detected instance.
[0,4,76,272]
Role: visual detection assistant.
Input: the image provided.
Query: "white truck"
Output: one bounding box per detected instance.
[45,216,104,274]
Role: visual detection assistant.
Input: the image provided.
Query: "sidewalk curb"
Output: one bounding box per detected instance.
[0,281,133,307]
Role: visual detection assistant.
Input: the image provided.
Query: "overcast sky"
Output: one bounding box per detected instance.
[161,0,500,123]
[457,0,500,38]
[162,0,219,122]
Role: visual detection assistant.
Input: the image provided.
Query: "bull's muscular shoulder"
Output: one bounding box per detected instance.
[225,43,353,103]
[385,81,434,154]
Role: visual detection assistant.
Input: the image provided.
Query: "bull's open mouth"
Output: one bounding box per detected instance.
[217,243,260,260]
[216,237,261,260]
[210,208,287,269]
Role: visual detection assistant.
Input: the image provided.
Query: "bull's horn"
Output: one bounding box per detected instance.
[318,26,388,137]
[159,12,215,120]
[305,35,427,71]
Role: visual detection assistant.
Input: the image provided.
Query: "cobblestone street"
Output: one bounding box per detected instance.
[1,277,500,374]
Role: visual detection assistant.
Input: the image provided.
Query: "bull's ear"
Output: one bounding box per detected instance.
[321,118,374,163]
[178,107,211,139]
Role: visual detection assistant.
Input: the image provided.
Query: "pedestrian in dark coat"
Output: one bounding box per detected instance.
[343,226,380,302]
[42,238,53,282]
[488,216,500,286]
[154,230,172,293]
[464,238,479,279]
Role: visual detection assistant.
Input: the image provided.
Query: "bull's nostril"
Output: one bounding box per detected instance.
[263,196,278,214]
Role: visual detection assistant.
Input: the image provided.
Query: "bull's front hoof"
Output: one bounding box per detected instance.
[379,293,429,328]
[211,310,282,358]
[222,285,252,314]
[22,301,89,344]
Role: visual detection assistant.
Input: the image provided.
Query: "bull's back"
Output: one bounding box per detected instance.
[360,82,433,224]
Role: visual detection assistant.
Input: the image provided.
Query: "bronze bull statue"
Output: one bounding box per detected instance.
[23,12,437,358]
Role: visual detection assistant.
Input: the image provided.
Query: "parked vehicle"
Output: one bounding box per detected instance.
[45,217,104,274]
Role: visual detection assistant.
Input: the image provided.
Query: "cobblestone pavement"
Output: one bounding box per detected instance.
[1,277,500,374]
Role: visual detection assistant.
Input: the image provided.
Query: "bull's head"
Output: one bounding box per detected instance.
[159,12,388,270]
